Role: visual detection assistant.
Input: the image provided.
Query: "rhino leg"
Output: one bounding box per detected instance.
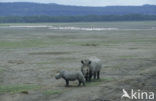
[84,72,89,82]
[97,71,100,79]
[83,81,85,86]
[65,80,69,87]
[89,71,92,81]
[78,81,81,86]
[94,72,96,79]
[85,75,88,81]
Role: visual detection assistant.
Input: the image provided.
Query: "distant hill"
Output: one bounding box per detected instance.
[0,2,156,16]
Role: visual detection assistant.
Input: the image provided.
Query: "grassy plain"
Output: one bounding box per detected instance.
[0,21,156,101]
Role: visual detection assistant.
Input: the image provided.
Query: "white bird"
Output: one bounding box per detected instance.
[121,89,131,99]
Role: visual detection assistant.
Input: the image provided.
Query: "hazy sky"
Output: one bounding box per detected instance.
[0,0,156,6]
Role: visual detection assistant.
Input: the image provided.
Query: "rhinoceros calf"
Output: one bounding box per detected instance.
[81,57,102,81]
[55,70,85,87]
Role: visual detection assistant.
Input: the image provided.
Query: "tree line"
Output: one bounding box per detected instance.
[0,14,156,23]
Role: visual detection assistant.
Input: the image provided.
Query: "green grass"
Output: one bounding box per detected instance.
[1,21,156,49]
[0,69,4,73]
[0,24,9,26]
[68,39,120,47]
[0,38,69,49]
[0,66,6,73]
[0,85,40,94]
[86,78,114,86]
[130,38,156,43]
[0,68,4,73]
[36,61,55,64]
[2,21,156,28]
[111,65,122,70]
[119,55,138,59]
[0,37,120,49]
[0,40,46,48]
[43,89,63,95]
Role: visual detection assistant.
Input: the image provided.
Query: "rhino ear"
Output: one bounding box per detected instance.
[88,61,91,65]
[81,60,84,64]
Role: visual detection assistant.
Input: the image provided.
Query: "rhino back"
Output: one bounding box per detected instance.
[89,57,102,72]
[63,71,80,80]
